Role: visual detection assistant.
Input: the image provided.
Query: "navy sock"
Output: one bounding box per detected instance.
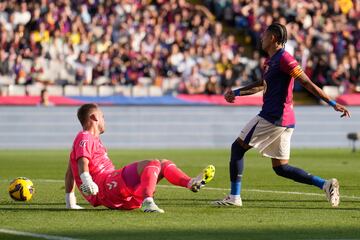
[229,140,246,195]
[273,164,314,185]
[231,181,241,195]
[311,176,326,189]
[230,157,243,195]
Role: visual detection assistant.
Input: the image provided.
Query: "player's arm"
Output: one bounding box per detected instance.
[65,161,76,193]
[77,157,99,196]
[65,162,83,209]
[296,72,351,118]
[224,80,264,103]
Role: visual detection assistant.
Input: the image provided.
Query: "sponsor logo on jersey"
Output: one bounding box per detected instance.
[79,140,89,147]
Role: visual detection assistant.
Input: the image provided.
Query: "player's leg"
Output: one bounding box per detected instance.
[159,159,215,192]
[272,158,323,186]
[213,138,250,206]
[213,115,262,207]
[135,159,215,212]
[271,158,339,207]
[99,160,163,211]
[135,159,164,213]
[136,160,161,198]
[267,127,319,186]
[230,138,251,200]
[268,127,340,207]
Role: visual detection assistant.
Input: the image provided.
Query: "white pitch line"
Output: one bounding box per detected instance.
[1,179,360,200]
[0,228,83,240]
[156,185,360,200]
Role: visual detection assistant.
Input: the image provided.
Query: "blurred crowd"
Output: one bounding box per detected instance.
[204,0,360,93]
[0,0,262,96]
[0,0,359,96]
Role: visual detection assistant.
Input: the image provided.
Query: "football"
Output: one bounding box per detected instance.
[8,177,35,201]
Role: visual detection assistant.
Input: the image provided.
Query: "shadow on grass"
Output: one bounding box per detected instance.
[0,207,110,212]
[163,198,327,203]
[17,228,360,240]
[243,205,360,211]
[244,199,360,204]
[156,198,360,209]
[1,204,358,213]
[0,202,65,206]
[1,197,359,212]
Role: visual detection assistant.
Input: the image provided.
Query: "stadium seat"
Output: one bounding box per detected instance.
[0,75,14,85]
[149,86,163,96]
[115,86,132,97]
[132,85,148,97]
[8,85,26,96]
[64,85,81,96]
[98,85,115,96]
[46,85,63,96]
[26,84,43,96]
[81,85,98,96]
[162,77,181,93]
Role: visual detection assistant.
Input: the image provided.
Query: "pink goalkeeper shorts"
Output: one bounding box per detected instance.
[98,162,142,210]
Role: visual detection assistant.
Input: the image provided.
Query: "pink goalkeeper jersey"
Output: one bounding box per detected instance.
[69,131,115,205]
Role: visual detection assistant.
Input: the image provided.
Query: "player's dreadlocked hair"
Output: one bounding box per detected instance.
[77,103,99,127]
[267,23,287,47]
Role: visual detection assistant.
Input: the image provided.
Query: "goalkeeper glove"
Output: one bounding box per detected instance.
[80,172,99,196]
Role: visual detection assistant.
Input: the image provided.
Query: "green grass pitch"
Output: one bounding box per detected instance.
[0,149,359,240]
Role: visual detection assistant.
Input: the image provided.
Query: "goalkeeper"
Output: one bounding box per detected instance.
[65,103,215,213]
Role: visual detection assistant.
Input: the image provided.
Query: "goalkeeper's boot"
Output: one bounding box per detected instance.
[212,195,242,207]
[323,178,340,207]
[141,199,164,213]
[188,165,215,192]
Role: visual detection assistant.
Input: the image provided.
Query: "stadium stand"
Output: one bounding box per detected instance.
[203,0,360,95]
[0,0,358,102]
[0,0,261,98]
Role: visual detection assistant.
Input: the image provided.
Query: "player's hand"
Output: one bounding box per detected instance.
[80,172,99,196]
[334,103,351,118]
[65,192,84,209]
[224,89,235,103]
[80,181,99,196]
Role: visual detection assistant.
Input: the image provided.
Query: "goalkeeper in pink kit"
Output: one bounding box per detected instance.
[65,103,215,213]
